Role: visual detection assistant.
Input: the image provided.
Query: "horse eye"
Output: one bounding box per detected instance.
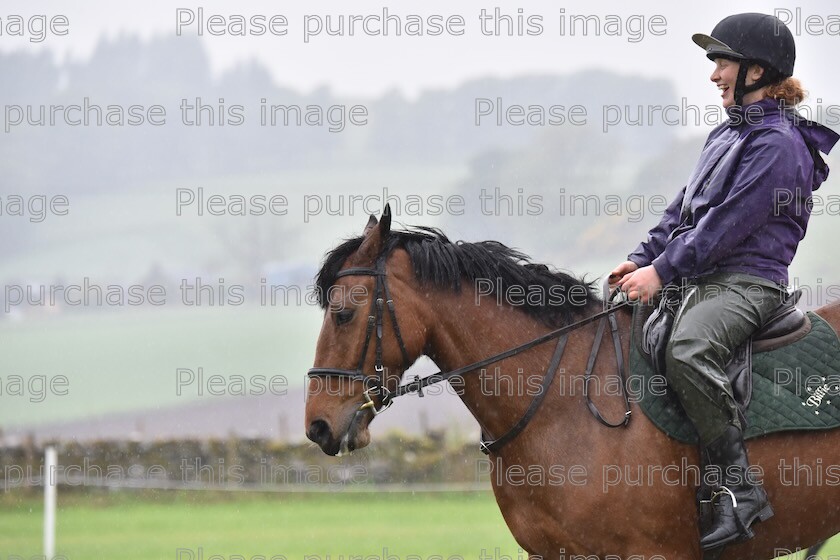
[335,309,355,326]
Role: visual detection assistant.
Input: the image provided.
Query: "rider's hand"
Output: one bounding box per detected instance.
[608,260,639,289]
[617,265,662,304]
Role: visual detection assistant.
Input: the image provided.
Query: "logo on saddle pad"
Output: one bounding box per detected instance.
[802,376,840,415]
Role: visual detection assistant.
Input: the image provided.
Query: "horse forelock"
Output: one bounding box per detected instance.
[315,227,601,326]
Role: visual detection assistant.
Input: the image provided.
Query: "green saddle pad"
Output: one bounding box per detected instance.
[629,310,840,444]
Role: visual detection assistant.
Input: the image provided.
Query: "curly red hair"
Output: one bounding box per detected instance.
[766,77,806,107]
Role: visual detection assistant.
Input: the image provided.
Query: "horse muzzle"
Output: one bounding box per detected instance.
[307,409,372,456]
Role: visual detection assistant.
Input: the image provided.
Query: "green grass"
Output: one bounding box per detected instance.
[0,490,837,559]
[0,490,521,559]
[776,537,840,560]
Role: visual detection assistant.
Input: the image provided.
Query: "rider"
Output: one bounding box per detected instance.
[610,13,839,550]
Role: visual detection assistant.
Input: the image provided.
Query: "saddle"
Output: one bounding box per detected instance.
[634,289,812,417]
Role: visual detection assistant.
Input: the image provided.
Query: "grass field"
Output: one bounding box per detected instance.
[0,306,323,427]
[1,490,521,559]
[0,490,837,559]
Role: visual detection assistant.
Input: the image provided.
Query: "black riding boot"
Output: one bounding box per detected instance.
[700,425,774,550]
[697,447,714,536]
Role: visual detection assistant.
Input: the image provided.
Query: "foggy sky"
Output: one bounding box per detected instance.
[2,0,839,108]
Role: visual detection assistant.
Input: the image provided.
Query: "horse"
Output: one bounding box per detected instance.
[304,207,840,560]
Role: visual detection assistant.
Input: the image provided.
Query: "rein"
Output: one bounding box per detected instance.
[306,257,633,453]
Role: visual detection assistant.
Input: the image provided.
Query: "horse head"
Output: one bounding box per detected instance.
[305,205,430,455]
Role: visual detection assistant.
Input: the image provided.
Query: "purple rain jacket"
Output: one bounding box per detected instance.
[628,97,840,287]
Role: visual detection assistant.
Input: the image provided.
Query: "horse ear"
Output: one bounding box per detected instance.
[379,204,391,237]
[354,205,392,265]
[363,214,378,236]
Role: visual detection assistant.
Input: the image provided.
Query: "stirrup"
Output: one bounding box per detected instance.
[710,486,738,509]
[701,487,774,550]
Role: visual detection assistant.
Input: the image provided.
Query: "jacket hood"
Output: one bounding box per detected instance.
[786,109,839,190]
[731,98,840,191]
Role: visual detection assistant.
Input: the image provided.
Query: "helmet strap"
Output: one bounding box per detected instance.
[735,62,781,107]
[734,62,750,107]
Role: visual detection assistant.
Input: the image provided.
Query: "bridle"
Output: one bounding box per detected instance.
[306,254,633,454]
[306,254,414,414]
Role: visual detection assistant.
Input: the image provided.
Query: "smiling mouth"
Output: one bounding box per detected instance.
[718,84,731,96]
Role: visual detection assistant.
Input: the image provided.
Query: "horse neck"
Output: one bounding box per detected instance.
[423,287,602,447]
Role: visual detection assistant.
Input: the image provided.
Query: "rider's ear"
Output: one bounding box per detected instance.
[356,205,392,264]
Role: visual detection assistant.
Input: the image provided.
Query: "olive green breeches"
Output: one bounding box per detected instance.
[664,273,787,445]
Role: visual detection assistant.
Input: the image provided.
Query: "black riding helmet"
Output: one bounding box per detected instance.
[692,13,796,107]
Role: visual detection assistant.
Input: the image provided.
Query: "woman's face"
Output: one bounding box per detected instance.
[710,58,765,108]
[710,58,739,108]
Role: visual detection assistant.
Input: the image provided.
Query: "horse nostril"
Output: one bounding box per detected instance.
[307,419,332,447]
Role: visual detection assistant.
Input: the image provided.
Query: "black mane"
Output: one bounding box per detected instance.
[315,227,600,326]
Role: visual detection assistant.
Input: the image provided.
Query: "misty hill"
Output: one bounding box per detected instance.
[1,34,836,287]
[0,36,678,195]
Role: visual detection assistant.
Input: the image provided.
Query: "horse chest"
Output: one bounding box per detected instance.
[489,466,587,555]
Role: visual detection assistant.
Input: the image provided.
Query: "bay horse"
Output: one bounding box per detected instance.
[304,207,840,560]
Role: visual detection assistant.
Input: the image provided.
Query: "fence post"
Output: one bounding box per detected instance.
[44,446,56,559]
